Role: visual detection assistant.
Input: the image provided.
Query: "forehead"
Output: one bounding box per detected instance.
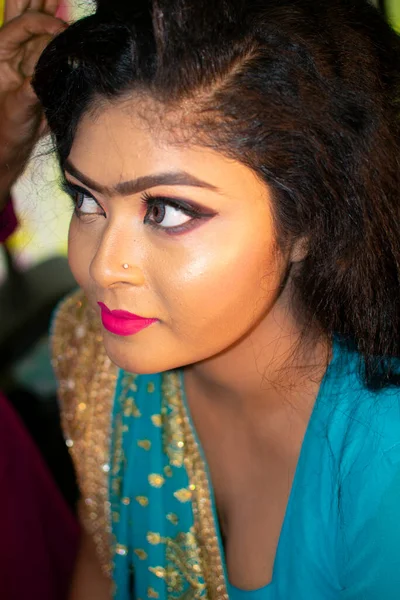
[74,93,196,159]
[68,96,269,203]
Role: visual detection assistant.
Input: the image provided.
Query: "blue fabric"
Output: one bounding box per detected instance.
[110,342,400,599]
[224,344,400,599]
[110,372,208,600]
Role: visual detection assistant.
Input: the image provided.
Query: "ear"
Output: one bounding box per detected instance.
[290,236,308,262]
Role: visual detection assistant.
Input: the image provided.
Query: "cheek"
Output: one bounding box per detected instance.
[67,217,93,290]
[155,229,284,337]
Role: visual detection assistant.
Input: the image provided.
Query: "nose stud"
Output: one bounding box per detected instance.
[122,263,129,270]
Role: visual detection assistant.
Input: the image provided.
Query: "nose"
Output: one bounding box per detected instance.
[89,223,145,289]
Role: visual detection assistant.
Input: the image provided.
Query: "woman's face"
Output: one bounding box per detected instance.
[66,99,291,374]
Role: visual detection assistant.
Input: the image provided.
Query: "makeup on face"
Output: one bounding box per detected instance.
[62,175,217,236]
[67,101,289,376]
[98,302,158,336]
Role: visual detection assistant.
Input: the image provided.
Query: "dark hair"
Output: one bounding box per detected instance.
[33,0,400,388]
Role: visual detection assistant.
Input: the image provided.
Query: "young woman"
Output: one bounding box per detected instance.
[34,0,400,598]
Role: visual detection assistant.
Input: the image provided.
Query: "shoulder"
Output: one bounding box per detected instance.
[323,346,400,517]
[51,289,118,576]
[337,377,400,494]
[51,288,102,382]
[333,379,400,595]
[51,287,119,437]
[316,345,400,514]
[323,343,400,459]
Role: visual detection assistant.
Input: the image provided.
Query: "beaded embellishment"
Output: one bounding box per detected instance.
[51,289,118,575]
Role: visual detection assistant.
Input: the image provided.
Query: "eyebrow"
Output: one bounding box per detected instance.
[64,160,219,196]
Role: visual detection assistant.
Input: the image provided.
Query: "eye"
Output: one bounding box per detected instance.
[147,200,191,228]
[142,193,215,234]
[62,181,104,217]
[76,193,101,215]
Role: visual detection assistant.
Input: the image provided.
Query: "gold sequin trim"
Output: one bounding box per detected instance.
[136,495,149,507]
[112,511,120,523]
[173,488,192,503]
[145,529,206,597]
[165,529,206,596]
[161,378,185,468]
[148,474,165,488]
[162,372,228,600]
[149,566,166,579]
[147,532,163,545]
[115,543,128,556]
[151,414,162,427]
[120,375,140,418]
[138,439,152,451]
[166,513,179,526]
[164,465,173,478]
[52,290,118,577]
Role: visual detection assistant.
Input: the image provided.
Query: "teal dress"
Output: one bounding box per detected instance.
[110,340,400,599]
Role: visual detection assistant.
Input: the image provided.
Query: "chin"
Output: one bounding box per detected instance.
[102,333,185,375]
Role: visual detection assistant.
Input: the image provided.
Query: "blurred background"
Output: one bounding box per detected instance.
[384,0,400,31]
[0,0,95,511]
[0,1,93,280]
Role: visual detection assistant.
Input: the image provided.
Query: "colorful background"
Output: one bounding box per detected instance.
[387,0,400,31]
[0,1,94,281]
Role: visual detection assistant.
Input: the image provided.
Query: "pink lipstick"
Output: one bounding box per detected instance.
[98,302,157,336]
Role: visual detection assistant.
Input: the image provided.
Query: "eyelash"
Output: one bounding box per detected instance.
[61,182,101,217]
[141,191,211,234]
[61,181,214,234]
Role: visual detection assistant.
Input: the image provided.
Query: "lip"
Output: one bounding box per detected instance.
[97,302,158,337]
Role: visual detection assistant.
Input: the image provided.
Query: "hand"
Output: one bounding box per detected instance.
[0,1,65,210]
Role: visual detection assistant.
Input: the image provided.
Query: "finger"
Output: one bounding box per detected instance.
[1,80,42,179]
[37,113,49,138]
[4,0,31,24]
[0,12,65,53]
[28,0,48,10]
[20,32,52,76]
[4,0,57,21]
[25,0,56,13]
[43,0,60,16]
[6,76,39,115]
[3,78,42,142]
